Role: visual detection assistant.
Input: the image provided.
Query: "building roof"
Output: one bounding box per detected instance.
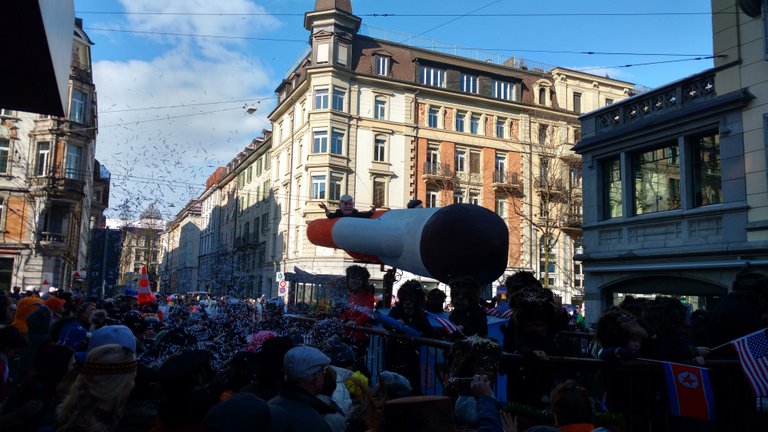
[314,0,352,13]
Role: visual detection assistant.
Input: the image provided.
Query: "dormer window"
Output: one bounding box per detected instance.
[419,65,446,88]
[317,42,330,64]
[493,80,516,101]
[337,43,349,66]
[375,55,390,76]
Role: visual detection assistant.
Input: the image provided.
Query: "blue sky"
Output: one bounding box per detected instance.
[73,0,714,219]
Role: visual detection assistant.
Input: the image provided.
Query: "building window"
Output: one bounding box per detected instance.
[461,74,478,93]
[329,173,343,201]
[375,56,390,76]
[493,80,515,101]
[317,42,330,63]
[496,118,506,138]
[374,96,387,119]
[603,158,622,219]
[426,190,439,208]
[633,143,681,215]
[470,115,480,134]
[455,111,466,132]
[539,234,557,287]
[469,193,479,205]
[495,198,506,218]
[455,149,466,172]
[374,136,387,162]
[538,87,547,105]
[692,132,721,207]
[70,90,86,123]
[418,65,446,87]
[35,141,50,176]
[454,193,465,204]
[573,92,582,114]
[337,43,348,65]
[65,145,82,180]
[312,130,328,153]
[373,179,386,206]
[330,129,344,155]
[311,175,326,199]
[428,108,439,128]
[538,124,548,144]
[0,140,9,174]
[495,154,506,173]
[314,88,328,110]
[605,98,614,106]
[332,87,345,111]
[470,151,481,174]
[426,147,439,172]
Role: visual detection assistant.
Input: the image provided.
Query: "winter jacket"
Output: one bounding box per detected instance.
[268,383,335,432]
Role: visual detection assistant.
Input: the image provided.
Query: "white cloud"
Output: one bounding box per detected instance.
[94,46,276,218]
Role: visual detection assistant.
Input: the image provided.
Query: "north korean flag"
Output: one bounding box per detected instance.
[663,362,716,421]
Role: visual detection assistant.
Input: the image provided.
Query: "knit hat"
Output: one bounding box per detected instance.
[378,371,412,399]
[283,345,330,379]
[11,297,43,333]
[74,325,136,363]
[407,199,423,209]
[203,394,271,432]
[44,297,66,315]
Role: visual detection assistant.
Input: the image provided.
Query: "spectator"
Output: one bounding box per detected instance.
[269,345,336,432]
[449,276,488,338]
[10,297,43,334]
[596,309,648,361]
[56,344,138,432]
[406,199,423,209]
[425,288,447,314]
[0,326,27,399]
[202,393,271,432]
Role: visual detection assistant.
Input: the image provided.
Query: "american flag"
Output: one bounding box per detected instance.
[426,311,462,335]
[731,328,768,396]
[499,309,513,319]
[485,307,498,317]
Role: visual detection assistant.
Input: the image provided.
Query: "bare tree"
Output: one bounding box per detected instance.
[512,118,583,297]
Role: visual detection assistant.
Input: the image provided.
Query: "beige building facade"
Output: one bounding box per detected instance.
[267,0,632,301]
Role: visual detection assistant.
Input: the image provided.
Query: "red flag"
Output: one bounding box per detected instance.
[663,362,715,421]
[137,265,156,305]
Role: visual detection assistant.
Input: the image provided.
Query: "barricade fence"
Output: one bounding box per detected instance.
[285,316,768,432]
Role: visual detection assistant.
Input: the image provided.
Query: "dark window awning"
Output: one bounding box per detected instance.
[0,0,74,117]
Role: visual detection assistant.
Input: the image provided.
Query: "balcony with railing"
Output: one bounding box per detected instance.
[534,177,565,195]
[422,162,454,188]
[30,175,86,201]
[560,212,584,231]
[492,170,523,192]
[39,231,67,255]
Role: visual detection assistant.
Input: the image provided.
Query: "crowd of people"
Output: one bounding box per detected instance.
[0,263,766,431]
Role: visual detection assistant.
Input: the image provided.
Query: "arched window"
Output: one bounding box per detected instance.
[538,87,547,105]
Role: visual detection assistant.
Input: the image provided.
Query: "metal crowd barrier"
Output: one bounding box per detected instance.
[285,315,768,432]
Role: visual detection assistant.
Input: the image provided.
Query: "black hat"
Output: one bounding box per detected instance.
[407,199,423,209]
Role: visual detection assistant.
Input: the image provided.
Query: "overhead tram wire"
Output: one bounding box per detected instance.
[76,11,721,17]
[100,96,274,114]
[84,27,305,43]
[85,27,712,59]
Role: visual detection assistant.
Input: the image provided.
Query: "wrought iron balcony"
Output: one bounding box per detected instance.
[422,162,454,178]
[30,176,86,200]
[38,231,66,255]
[492,171,523,193]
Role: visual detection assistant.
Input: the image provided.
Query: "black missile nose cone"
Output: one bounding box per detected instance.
[419,204,509,285]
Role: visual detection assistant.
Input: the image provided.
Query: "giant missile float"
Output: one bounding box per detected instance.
[307,203,508,285]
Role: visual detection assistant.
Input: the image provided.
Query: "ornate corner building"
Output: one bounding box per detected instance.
[267,0,634,302]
